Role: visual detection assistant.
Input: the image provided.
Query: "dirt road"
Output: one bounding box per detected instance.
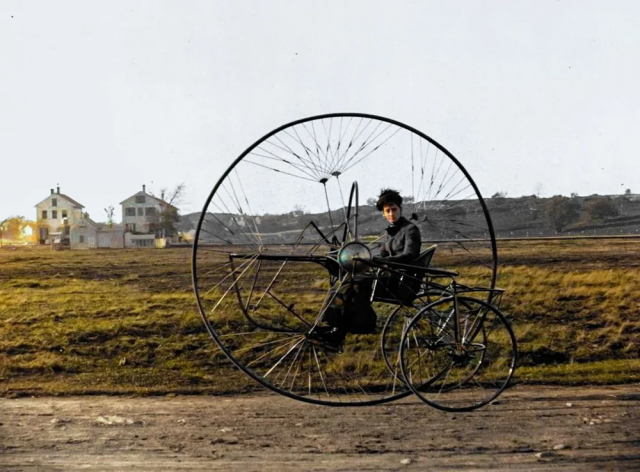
[1,385,639,471]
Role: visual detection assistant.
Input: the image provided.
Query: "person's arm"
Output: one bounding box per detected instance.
[372,239,390,258]
[382,225,421,264]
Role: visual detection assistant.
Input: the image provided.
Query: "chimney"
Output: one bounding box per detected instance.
[50,189,54,195]
[143,184,146,193]
[57,186,60,194]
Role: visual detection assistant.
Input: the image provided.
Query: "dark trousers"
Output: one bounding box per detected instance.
[323,277,377,334]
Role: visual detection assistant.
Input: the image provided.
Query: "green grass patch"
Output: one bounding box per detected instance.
[515,359,640,384]
[0,241,639,396]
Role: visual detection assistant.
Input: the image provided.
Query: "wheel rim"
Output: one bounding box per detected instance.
[400,296,517,412]
[192,113,498,406]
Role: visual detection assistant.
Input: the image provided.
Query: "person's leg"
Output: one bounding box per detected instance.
[343,276,376,334]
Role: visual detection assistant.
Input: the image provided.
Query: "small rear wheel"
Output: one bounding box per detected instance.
[400,296,517,412]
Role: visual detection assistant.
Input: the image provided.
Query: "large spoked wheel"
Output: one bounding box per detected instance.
[399,296,517,412]
[192,113,498,406]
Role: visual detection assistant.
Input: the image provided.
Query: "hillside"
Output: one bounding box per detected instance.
[486,194,640,238]
[179,194,640,241]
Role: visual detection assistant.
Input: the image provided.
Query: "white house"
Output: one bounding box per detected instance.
[35,186,84,245]
[120,185,179,248]
[69,217,125,250]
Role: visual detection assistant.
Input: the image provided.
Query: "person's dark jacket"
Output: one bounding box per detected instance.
[375,216,421,264]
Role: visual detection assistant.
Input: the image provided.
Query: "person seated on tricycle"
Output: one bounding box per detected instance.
[318,189,422,348]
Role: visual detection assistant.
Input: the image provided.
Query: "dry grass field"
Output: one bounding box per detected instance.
[0,238,638,397]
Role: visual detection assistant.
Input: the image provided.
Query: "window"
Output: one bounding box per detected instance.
[79,235,85,243]
[41,210,47,219]
[134,239,154,247]
[125,223,136,232]
[64,226,70,236]
[145,207,157,216]
[135,196,146,204]
[52,198,57,207]
[137,207,144,216]
[52,210,58,219]
[62,210,68,218]
[125,207,136,216]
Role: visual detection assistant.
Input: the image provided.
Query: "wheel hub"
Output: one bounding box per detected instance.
[337,242,371,273]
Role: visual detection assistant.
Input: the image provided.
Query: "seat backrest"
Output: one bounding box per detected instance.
[370,244,438,306]
[400,244,437,287]
[414,244,437,269]
[376,244,438,306]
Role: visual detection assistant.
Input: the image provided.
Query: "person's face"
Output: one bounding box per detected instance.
[382,203,401,224]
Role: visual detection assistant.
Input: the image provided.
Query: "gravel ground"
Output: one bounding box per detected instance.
[1,384,639,471]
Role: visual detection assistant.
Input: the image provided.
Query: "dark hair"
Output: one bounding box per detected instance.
[376,188,403,211]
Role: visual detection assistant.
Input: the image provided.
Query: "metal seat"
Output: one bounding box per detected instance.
[371,244,438,305]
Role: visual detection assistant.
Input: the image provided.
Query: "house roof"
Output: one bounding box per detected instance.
[85,216,99,226]
[97,223,124,231]
[34,193,85,209]
[71,216,98,229]
[71,217,124,231]
[119,190,178,209]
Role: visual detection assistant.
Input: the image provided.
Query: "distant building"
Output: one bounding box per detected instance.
[120,185,179,248]
[33,184,180,249]
[35,186,84,245]
[21,222,38,244]
[69,216,125,250]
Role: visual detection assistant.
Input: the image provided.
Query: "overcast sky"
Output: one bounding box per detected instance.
[2,0,639,222]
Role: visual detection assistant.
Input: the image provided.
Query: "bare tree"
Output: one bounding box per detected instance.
[158,182,186,206]
[104,206,115,227]
[150,183,186,237]
[292,203,307,215]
